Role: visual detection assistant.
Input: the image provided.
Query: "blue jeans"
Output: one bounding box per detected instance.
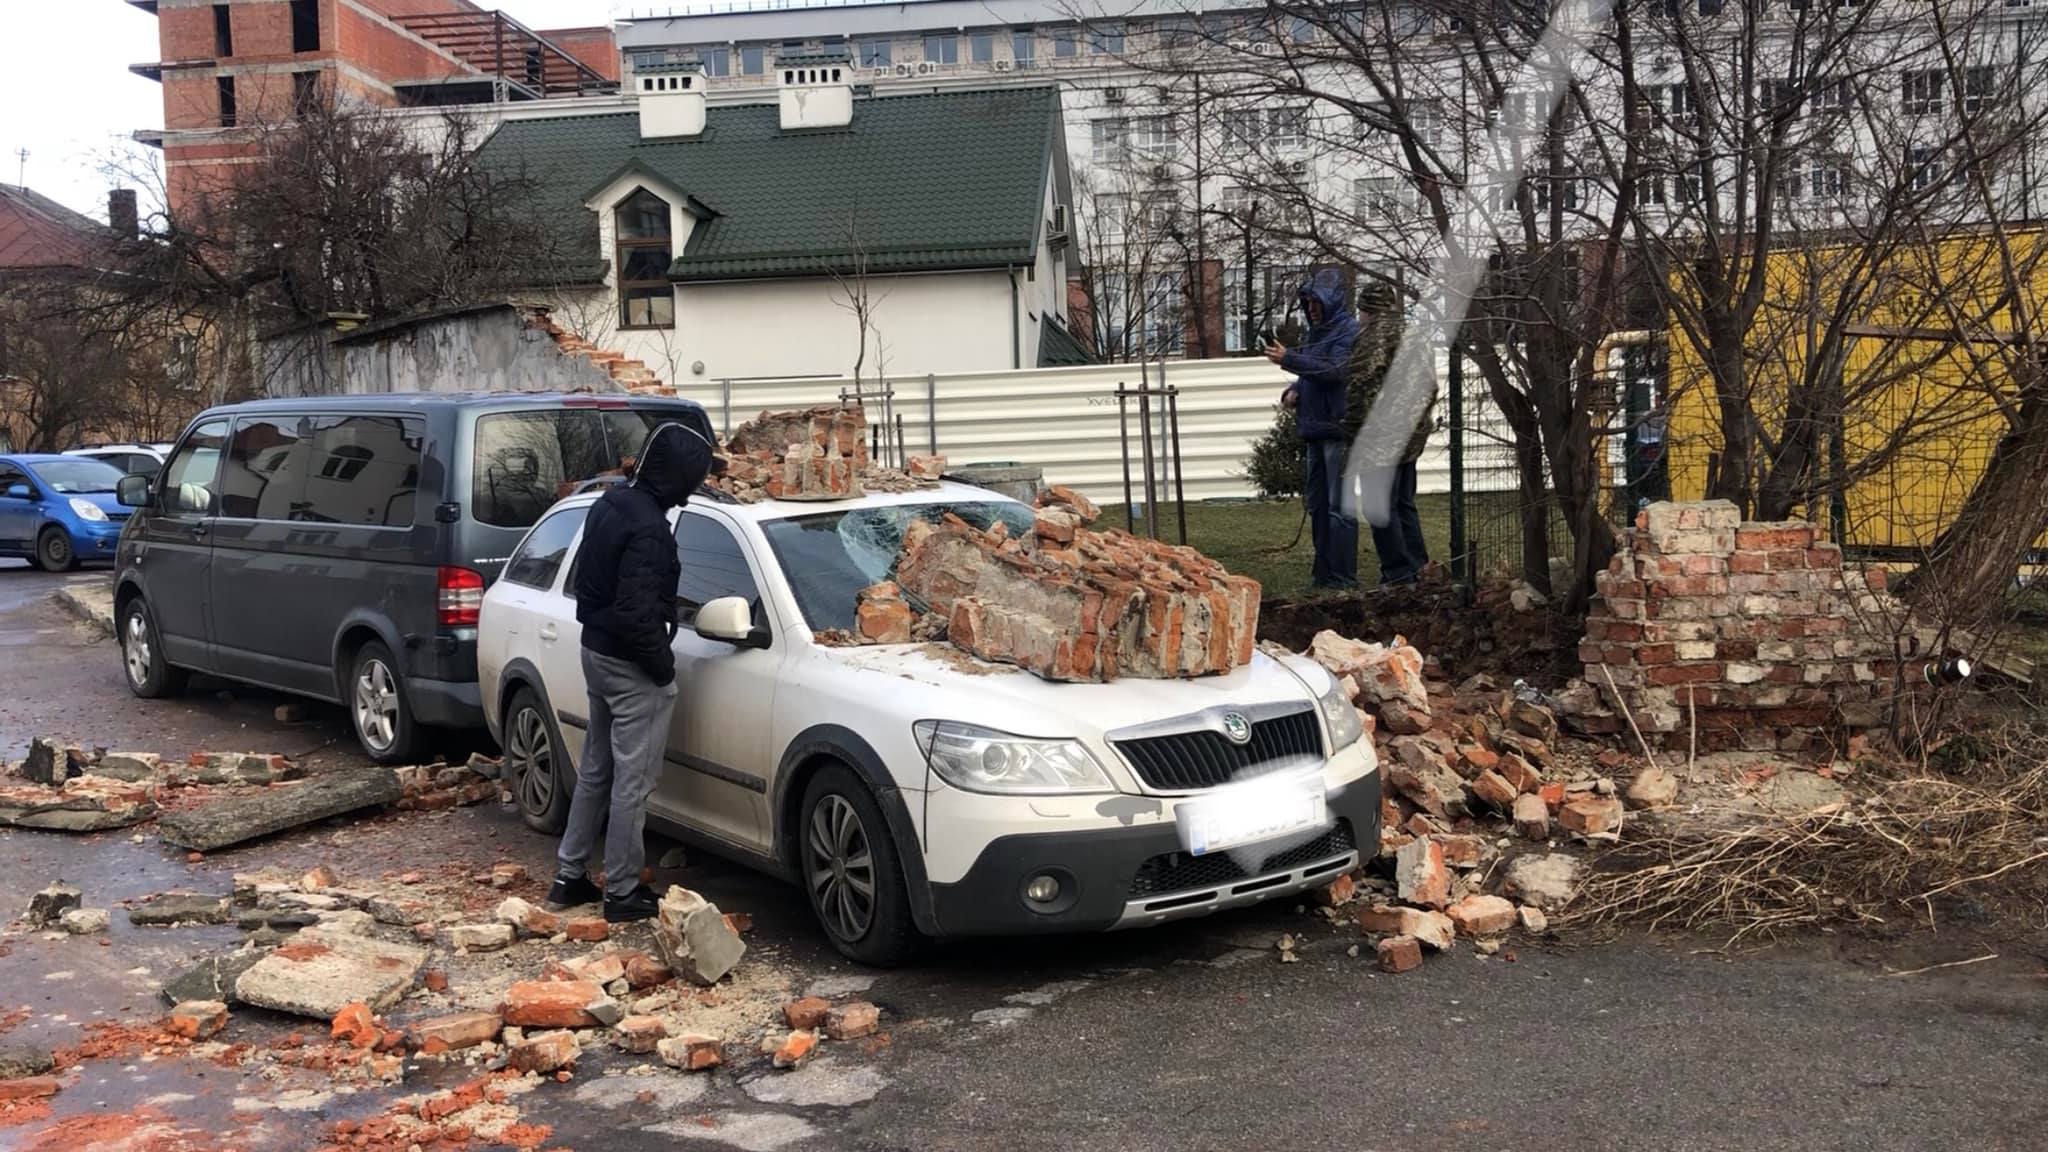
[1303,439,1358,588]
[1370,460,1428,585]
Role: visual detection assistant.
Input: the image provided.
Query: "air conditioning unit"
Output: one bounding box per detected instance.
[1148,164,1172,181]
[894,62,913,77]
[1103,87,1126,104]
[994,59,1012,71]
[916,60,937,75]
[1281,160,1309,178]
[1049,203,1069,236]
[875,66,894,79]
[1155,85,1173,102]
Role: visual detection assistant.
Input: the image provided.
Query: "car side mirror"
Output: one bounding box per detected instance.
[117,474,150,507]
[694,595,769,649]
[2,483,28,501]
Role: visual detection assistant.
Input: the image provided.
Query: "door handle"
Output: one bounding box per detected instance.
[539,623,558,642]
[188,522,208,540]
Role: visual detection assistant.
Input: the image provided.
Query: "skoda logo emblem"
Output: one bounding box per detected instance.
[1220,712,1252,745]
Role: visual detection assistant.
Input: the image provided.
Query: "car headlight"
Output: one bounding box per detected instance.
[1316,672,1364,751]
[913,720,1115,795]
[69,498,108,522]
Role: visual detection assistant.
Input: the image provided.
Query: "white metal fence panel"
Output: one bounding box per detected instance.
[668,353,1522,506]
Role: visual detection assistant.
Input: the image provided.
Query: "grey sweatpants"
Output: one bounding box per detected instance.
[557,648,678,899]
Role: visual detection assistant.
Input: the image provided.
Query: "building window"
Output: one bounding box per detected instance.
[1269,105,1309,149]
[291,0,320,53]
[1089,22,1123,55]
[1963,65,1997,114]
[1901,68,1943,114]
[699,46,730,76]
[213,4,233,56]
[924,34,958,64]
[293,70,319,115]
[1636,173,1666,206]
[740,46,765,75]
[1052,28,1077,58]
[1289,16,1316,42]
[1220,109,1263,149]
[1158,17,1196,50]
[1409,97,1443,147]
[217,75,237,128]
[970,32,995,64]
[1012,31,1036,68]
[1790,158,1848,201]
[856,38,890,68]
[1133,115,1176,154]
[1651,83,1696,126]
[1907,145,1946,192]
[615,189,674,330]
[1354,175,1420,216]
[1091,118,1129,164]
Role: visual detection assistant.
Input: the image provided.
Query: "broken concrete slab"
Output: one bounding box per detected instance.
[232,928,428,1018]
[19,737,67,785]
[654,886,746,986]
[0,1044,56,1080]
[158,767,402,852]
[185,752,302,787]
[1500,854,1583,912]
[88,752,162,782]
[25,883,81,927]
[161,948,268,1005]
[742,1059,888,1106]
[129,891,233,926]
[58,907,110,935]
[0,776,156,831]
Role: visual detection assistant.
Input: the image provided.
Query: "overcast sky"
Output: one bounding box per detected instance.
[0,0,633,220]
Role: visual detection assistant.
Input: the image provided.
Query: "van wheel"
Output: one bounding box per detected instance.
[506,687,570,834]
[34,528,76,572]
[349,641,418,764]
[799,764,922,967]
[120,597,186,698]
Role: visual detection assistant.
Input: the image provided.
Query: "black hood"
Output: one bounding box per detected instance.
[633,422,714,509]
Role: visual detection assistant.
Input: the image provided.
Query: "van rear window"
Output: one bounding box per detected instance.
[473,411,609,528]
[472,407,713,528]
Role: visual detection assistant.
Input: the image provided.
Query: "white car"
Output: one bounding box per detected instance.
[478,481,1381,964]
[65,443,172,476]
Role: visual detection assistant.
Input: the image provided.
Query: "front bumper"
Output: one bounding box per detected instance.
[923,745,1380,936]
[77,521,124,558]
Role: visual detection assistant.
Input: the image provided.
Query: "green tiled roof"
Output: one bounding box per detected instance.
[1037,315,1096,366]
[479,86,1060,283]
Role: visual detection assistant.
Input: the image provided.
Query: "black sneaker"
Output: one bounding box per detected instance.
[545,875,602,912]
[603,884,661,924]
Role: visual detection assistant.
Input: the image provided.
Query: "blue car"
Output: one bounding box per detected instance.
[0,454,133,570]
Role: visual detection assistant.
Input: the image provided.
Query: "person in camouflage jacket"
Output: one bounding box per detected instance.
[1345,282,1434,584]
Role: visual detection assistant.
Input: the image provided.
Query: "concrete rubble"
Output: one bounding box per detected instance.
[654,885,748,986]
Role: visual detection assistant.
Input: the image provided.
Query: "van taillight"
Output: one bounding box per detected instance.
[437,566,484,627]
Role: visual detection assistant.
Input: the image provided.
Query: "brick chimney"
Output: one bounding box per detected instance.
[108,189,139,239]
[777,55,853,131]
[637,64,706,140]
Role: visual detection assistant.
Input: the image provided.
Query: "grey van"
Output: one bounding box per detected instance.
[113,392,715,763]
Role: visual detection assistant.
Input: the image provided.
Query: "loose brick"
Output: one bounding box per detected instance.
[772,1029,819,1069]
[1377,935,1424,973]
[1446,894,1517,937]
[1558,795,1624,836]
[782,996,830,1031]
[659,1032,724,1071]
[564,918,608,942]
[411,1011,501,1053]
[508,1030,579,1074]
[499,980,607,1029]
[1356,904,1455,951]
[1394,838,1452,908]
[168,999,229,1040]
[1468,770,1518,813]
[824,1001,881,1041]
[1512,792,1550,840]
[615,1015,669,1054]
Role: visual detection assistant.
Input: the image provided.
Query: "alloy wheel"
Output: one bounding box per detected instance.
[508,706,554,817]
[806,794,876,943]
[123,610,152,688]
[353,657,399,753]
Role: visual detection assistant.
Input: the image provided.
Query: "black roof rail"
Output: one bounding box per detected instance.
[694,483,740,505]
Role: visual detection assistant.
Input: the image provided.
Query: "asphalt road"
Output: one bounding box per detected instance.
[2,561,2043,1152]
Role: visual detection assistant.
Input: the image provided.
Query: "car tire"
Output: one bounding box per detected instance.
[799,763,923,967]
[506,686,571,834]
[348,640,419,764]
[34,527,76,572]
[120,597,187,698]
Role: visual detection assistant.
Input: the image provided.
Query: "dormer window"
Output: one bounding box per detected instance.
[615,189,674,328]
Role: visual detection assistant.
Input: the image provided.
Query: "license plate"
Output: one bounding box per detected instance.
[1176,778,1327,857]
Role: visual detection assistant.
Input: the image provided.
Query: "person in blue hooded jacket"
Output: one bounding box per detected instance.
[1266,267,1361,588]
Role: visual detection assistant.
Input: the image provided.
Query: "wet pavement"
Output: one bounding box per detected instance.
[2,560,2044,1151]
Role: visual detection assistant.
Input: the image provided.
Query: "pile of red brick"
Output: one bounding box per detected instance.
[1574,500,1900,752]
[714,405,870,502]
[888,486,1262,681]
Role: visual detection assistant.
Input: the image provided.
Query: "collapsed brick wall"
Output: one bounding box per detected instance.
[892,490,1261,682]
[522,310,677,397]
[1576,500,1900,753]
[715,406,870,502]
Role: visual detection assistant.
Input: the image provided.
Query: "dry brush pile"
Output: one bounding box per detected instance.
[1561,727,2048,940]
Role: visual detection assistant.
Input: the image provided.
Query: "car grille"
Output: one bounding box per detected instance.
[1128,819,1355,898]
[1112,707,1323,792]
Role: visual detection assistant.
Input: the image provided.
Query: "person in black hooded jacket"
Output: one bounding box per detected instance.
[548,421,714,923]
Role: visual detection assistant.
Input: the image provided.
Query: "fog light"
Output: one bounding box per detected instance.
[1024,875,1060,903]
